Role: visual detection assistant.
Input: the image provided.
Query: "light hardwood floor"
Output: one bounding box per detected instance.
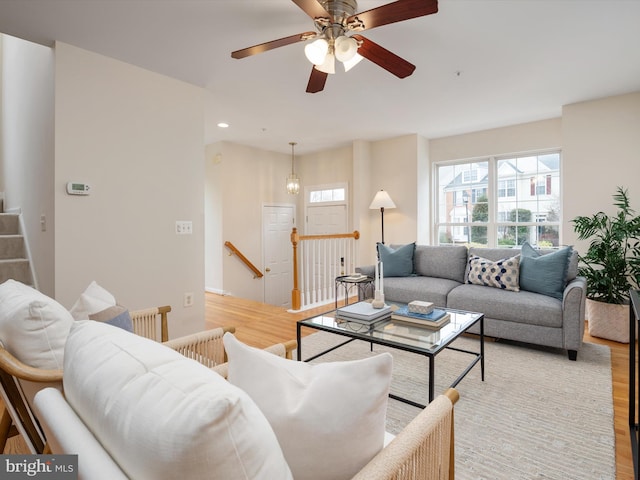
[3,292,636,480]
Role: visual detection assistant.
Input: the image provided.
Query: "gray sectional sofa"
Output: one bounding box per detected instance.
[357,244,586,360]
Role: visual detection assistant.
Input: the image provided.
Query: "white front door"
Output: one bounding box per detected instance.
[263,204,295,307]
[306,205,347,235]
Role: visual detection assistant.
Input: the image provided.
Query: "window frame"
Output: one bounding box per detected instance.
[433,150,562,248]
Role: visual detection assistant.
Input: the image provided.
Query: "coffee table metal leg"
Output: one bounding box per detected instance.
[296,323,302,362]
[429,356,434,403]
[480,315,485,381]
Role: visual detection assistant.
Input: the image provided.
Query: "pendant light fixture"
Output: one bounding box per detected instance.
[286,141,300,195]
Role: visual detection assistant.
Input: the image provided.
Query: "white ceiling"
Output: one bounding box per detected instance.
[0,0,639,155]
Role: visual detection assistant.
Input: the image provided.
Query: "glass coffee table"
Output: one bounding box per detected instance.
[297,306,484,408]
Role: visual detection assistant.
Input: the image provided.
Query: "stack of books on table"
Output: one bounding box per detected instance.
[391,305,451,330]
[336,301,392,324]
[342,273,368,282]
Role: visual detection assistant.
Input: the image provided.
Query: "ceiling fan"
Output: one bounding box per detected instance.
[231,0,438,93]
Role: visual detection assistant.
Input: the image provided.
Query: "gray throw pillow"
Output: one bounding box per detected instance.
[377,242,415,277]
[519,242,573,300]
[89,304,134,332]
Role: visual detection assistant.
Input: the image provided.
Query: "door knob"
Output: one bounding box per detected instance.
[265,268,271,272]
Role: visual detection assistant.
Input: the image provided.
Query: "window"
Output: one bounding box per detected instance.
[497,179,515,198]
[309,187,345,204]
[435,151,561,248]
[530,175,551,196]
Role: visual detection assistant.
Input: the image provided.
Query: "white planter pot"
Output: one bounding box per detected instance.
[586,298,631,343]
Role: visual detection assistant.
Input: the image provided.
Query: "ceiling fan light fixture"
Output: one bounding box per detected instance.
[304,38,329,65]
[343,52,364,72]
[315,53,335,74]
[334,35,358,63]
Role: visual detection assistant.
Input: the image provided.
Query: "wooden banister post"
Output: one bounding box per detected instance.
[291,228,301,310]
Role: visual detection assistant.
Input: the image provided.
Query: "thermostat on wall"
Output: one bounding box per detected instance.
[66,182,91,195]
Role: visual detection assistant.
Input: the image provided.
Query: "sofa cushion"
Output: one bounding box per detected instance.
[382,276,461,307]
[467,255,520,292]
[414,245,468,283]
[519,243,573,300]
[377,242,415,277]
[447,284,563,328]
[223,332,392,480]
[0,279,72,369]
[63,321,293,480]
[69,281,117,320]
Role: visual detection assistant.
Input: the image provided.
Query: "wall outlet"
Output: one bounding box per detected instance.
[176,220,193,235]
[183,292,194,307]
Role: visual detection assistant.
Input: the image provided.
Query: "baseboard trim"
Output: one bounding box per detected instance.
[205,287,225,295]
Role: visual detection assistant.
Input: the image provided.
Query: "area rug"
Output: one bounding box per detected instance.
[298,333,615,480]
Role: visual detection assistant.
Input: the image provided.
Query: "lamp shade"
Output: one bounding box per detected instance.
[304,38,329,65]
[334,35,358,62]
[315,53,335,74]
[369,190,396,210]
[342,53,364,72]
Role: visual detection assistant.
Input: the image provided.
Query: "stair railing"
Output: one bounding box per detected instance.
[224,241,263,279]
[290,228,360,311]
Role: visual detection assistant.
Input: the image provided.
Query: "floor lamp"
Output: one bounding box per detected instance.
[369,190,396,244]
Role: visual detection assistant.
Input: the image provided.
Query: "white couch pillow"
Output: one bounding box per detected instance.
[64,321,293,480]
[0,279,72,369]
[69,281,117,320]
[223,332,393,480]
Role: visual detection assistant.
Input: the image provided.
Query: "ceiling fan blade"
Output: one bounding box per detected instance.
[306,67,328,93]
[352,34,416,78]
[291,0,333,23]
[232,32,317,59]
[347,0,438,31]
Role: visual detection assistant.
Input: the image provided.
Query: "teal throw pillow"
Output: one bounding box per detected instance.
[377,242,415,277]
[519,242,573,300]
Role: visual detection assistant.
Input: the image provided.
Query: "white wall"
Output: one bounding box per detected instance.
[54,42,205,338]
[562,92,640,252]
[205,141,293,300]
[366,135,422,262]
[204,146,223,294]
[1,34,55,295]
[353,140,373,266]
[429,118,563,162]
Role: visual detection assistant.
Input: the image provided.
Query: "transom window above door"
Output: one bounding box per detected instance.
[309,186,346,204]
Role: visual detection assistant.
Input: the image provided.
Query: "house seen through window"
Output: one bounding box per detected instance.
[435,151,561,248]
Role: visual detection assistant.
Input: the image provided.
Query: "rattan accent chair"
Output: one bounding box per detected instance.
[354,388,459,480]
[0,305,240,455]
[211,347,458,480]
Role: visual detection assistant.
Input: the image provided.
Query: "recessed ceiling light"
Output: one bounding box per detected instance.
[217,122,229,128]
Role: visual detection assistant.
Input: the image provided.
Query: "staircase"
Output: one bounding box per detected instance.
[0,206,34,287]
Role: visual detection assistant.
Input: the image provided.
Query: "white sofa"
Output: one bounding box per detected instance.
[34,321,460,480]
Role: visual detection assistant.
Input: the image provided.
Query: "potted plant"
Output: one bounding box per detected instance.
[572,186,640,342]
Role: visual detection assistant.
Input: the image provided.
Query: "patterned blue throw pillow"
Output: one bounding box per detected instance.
[467,255,520,292]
